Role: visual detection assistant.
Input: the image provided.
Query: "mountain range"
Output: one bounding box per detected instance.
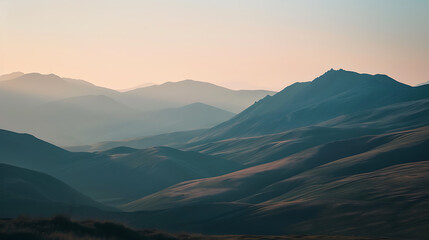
[0,72,273,145]
[0,69,428,239]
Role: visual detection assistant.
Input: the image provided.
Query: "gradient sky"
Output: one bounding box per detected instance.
[1,0,428,91]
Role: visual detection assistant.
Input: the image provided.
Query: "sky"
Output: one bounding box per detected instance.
[0,0,428,91]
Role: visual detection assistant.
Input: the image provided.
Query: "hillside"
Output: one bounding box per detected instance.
[124,126,429,210]
[118,126,429,239]
[0,163,110,218]
[181,98,429,166]
[0,129,241,206]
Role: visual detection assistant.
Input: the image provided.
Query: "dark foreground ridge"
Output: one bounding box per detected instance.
[0,216,388,240]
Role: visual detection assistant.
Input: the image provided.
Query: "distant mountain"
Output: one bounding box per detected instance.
[0,72,24,81]
[0,94,234,145]
[0,129,241,206]
[133,102,234,136]
[0,163,110,218]
[118,82,156,92]
[124,79,275,113]
[0,72,118,101]
[67,129,206,152]
[0,72,274,145]
[194,69,429,142]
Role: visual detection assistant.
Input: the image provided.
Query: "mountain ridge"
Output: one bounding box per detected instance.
[193,69,429,143]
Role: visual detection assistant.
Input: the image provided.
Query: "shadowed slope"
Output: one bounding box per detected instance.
[0,129,241,206]
[0,163,111,217]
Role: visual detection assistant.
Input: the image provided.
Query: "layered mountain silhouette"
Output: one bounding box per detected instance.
[0,72,272,145]
[4,97,233,145]
[124,79,275,112]
[0,73,117,101]
[1,69,428,239]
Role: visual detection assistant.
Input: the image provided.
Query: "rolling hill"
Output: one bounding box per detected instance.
[119,126,429,239]
[0,163,110,218]
[123,126,429,210]
[0,129,241,206]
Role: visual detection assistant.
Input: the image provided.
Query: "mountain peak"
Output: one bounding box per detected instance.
[196,69,424,142]
[311,68,408,89]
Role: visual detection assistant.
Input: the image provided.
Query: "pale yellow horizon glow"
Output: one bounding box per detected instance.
[1,0,428,91]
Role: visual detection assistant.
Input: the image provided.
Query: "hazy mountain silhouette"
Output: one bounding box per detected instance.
[0,73,118,101]
[1,69,429,239]
[0,94,234,145]
[118,82,156,92]
[0,163,111,218]
[0,72,274,145]
[195,69,429,142]
[0,72,24,81]
[123,79,275,113]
